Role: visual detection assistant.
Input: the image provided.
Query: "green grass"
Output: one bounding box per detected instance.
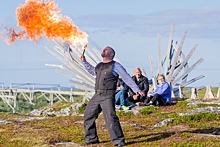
[0,88,220,146]
[0,103,220,146]
[183,87,218,98]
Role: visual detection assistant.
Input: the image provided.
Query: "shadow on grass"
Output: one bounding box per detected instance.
[191,127,220,136]
[126,132,175,145]
[125,127,219,145]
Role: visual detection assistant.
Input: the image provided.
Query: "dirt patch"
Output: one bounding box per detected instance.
[159,105,178,112]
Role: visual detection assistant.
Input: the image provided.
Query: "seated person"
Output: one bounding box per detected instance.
[115,78,129,110]
[146,74,171,106]
[125,68,149,105]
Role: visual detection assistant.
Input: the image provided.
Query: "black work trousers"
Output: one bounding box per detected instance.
[84,92,124,145]
[147,93,166,106]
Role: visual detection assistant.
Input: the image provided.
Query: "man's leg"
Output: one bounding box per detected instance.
[118,91,125,106]
[100,93,125,145]
[115,92,121,105]
[84,94,101,144]
[148,94,166,106]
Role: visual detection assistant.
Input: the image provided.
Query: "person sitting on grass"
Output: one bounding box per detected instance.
[145,74,171,106]
[125,68,149,106]
[115,78,130,110]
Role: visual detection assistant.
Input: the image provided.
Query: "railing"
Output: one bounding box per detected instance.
[0,83,93,113]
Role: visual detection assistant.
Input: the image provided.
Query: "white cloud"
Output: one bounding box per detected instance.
[74,8,220,39]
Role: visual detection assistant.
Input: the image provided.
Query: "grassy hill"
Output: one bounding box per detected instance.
[0,87,219,146]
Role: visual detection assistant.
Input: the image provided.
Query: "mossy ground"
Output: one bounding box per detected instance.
[0,88,219,146]
[1,99,220,147]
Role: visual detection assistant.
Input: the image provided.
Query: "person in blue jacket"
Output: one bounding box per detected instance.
[146,74,172,106]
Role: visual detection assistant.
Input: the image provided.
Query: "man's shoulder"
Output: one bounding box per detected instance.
[113,61,124,68]
[141,75,148,80]
[114,61,121,65]
[96,62,103,67]
[97,62,103,64]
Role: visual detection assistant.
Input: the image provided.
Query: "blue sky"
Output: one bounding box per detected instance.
[0,0,220,88]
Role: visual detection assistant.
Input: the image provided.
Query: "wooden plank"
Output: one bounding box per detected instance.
[182,86,206,95]
[86,47,100,64]
[149,55,155,77]
[69,79,94,91]
[217,85,220,98]
[45,47,71,66]
[173,58,204,85]
[163,22,174,76]
[170,44,198,83]
[141,68,148,77]
[157,33,162,75]
[92,47,102,62]
[45,64,63,69]
[204,86,215,99]
[55,69,94,87]
[46,46,96,84]
[180,75,205,88]
[47,42,97,86]
[167,32,187,83]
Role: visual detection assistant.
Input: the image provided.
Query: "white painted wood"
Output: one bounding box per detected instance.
[190,88,198,99]
[141,68,147,77]
[42,23,205,98]
[157,33,162,75]
[152,77,157,91]
[164,22,174,76]
[149,55,155,77]
[173,58,204,86]
[170,44,198,83]
[167,32,187,83]
[178,85,184,98]
[204,86,215,99]
[217,85,220,98]
[180,75,205,88]
[56,69,94,86]
[182,86,205,95]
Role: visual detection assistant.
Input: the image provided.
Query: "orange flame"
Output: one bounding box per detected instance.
[7,0,88,46]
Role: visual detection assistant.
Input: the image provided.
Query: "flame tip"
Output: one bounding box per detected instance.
[5,0,88,45]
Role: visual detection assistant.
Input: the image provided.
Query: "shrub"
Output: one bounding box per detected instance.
[140,106,158,115]
[173,112,219,125]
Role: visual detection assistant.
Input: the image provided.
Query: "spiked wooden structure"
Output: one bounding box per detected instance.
[45,23,205,97]
[149,23,204,96]
[45,39,99,92]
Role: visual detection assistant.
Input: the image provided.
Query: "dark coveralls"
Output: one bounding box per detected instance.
[84,61,125,145]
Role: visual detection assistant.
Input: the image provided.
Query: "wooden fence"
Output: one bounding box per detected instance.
[0,86,92,113]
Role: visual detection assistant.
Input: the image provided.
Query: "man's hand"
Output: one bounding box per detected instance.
[81,55,86,61]
[137,91,145,97]
[133,94,139,100]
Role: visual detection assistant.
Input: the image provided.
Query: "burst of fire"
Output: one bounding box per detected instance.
[7,0,88,47]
